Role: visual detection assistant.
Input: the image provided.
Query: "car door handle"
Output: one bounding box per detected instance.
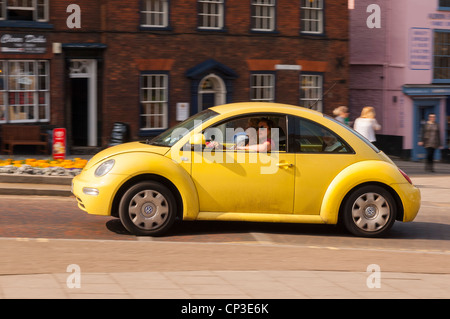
[276,163,293,168]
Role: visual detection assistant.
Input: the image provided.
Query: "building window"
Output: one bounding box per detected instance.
[434,30,450,82]
[198,0,224,30]
[140,73,168,130]
[250,73,275,102]
[0,60,49,123]
[251,0,276,32]
[300,74,323,112]
[0,0,48,22]
[141,0,169,28]
[439,0,450,10]
[300,0,323,34]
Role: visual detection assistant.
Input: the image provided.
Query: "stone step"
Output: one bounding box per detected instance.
[0,174,72,185]
[0,174,73,196]
[0,182,72,197]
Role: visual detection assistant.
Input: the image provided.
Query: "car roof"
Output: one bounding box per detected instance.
[210,102,324,118]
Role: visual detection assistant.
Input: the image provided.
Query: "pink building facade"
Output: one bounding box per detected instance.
[350,0,450,161]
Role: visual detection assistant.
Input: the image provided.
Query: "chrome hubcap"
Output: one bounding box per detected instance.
[351,192,390,232]
[128,190,168,230]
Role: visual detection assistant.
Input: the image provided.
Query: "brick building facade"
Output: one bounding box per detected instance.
[0,0,349,152]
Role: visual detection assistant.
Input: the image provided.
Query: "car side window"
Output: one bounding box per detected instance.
[203,114,287,152]
[291,117,351,154]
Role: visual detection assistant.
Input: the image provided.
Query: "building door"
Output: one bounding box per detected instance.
[69,59,97,147]
[71,78,88,146]
[198,74,226,112]
[413,100,440,161]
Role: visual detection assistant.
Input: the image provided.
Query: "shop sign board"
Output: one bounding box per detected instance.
[0,33,47,54]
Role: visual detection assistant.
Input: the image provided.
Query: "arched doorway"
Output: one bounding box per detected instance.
[198,74,226,111]
[186,59,238,115]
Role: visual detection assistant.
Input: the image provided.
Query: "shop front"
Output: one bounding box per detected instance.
[403,85,450,162]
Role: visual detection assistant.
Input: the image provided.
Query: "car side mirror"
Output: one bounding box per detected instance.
[189,133,206,147]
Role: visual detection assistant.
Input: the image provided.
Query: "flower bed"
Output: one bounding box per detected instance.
[0,158,88,176]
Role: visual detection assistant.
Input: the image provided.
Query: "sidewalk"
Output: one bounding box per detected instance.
[1,268,449,299]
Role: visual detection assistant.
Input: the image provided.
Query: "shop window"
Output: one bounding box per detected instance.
[141,0,169,29]
[0,60,49,123]
[250,73,275,102]
[439,0,450,10]
[300,73,323,112]
[140,73,168,131]
[251,0,276,32]
[300,0,324,35]
[433,30,450,82]
[0,0,48,22]
[198,0,224,30]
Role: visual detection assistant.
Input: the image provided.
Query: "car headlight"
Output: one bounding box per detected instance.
[94,159,115,177]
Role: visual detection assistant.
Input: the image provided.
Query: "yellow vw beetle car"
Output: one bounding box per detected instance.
[72,102,420,238]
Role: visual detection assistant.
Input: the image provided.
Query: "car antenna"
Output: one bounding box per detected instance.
[309,81,338,110]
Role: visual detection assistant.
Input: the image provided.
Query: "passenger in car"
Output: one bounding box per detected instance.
[237,118,275,152]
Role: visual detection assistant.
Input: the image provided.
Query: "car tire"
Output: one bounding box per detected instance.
[342,185,396,238]
[119,181,177,236]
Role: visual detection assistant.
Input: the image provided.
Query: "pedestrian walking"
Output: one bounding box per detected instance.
[353,106,381,147]
[418,113,441,172]
[333,106,349,125]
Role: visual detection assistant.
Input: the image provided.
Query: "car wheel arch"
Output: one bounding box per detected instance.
[111,174,184,220]
[337,182,405,225]
[319,161,406,224]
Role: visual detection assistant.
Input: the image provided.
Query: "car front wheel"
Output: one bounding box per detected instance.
[342,185,397,237]
[119,181,177,236]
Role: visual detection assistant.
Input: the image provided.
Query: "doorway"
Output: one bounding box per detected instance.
[69,59,97,147]
[71,78,88,145]
[198,74,226,112]
[413,100,440,161]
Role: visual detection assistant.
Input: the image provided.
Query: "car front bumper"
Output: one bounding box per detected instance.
[72,172,123,216]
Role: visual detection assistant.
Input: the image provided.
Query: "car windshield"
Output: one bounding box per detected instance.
[325,115,380,153]
[146,109,219,147]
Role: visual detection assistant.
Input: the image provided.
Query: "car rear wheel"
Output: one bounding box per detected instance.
[119,181,177,236]
[343,185,396,237]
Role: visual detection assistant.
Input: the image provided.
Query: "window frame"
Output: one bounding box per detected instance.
[300,0,324,35]
[197,0,225,31]
[0,59,50,124]
[438,0,450,11]
[140,0,170,30]
[250,0,276,32]
[300,72,323,112]
[139,72,169,132]
[0,0,49,22]
[250,72,275,103]
[433,29,450,83]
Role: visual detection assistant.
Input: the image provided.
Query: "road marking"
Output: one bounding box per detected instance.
[250,232,274,245]
[1,236,449,256]
[137,236,154,241]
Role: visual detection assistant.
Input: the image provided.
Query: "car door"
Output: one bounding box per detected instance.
[191,114,295,214]
[291,116,356,215]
